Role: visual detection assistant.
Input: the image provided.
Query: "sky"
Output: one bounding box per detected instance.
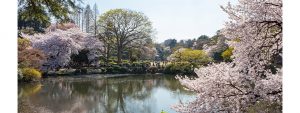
[84,0,237,43]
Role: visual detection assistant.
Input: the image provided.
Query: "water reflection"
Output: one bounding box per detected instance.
[18,75,194,113]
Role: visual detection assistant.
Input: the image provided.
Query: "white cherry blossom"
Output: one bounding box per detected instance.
[173,0,282,112]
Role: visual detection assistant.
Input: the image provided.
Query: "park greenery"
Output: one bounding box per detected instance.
[18,2,234,80]
[18,0,282,112]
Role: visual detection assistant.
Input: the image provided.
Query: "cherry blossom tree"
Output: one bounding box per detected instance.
[173,0,282,112]
[23,23,103,71]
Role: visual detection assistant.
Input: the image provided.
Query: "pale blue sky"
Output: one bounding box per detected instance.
[84,0,237,43]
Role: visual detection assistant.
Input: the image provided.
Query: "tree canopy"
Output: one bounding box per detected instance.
[98,9,153,64]
[23,23,103,71]
[173,0,282,112]
[168,48,211,67]
[18,0,81,32]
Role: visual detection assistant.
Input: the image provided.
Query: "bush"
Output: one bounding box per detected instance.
[222,47,234,62]
[109,61,118,65]
[132,62,142,67]
[106,65,129,74]
[21,68,42,82]
[56,69,76,75]
[100,67,107,73]
[164,62,194,75]
[73,68,88,74]
[147,66,158,74]
[131,67,146,74]
[143,61,151,65]
[121,62,131,67]
[74,69,81,74]
[122,60,130,63]
[87,69,102,74]
[81,68,87,74]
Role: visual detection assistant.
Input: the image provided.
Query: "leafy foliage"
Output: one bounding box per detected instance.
[98,9,153,64]
[221,47,234,62]
[164,39,177,49]
[168,48,211,67]
[164,62,194,75]
[18,0,81,32]
[20,68,42,82]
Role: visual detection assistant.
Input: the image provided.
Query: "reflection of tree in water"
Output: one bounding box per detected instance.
[18,82,43,113]
[18,75,194,113]
[18,82,42,98]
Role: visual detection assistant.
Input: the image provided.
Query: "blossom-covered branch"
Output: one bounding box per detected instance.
[23,23,104,71]
[173,0,282,112]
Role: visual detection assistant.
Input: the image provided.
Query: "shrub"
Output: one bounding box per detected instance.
[131,67,146,74]
[100,67,107,73]
[122,60,130,63]
[109,61,118,65]
[108,57,117,62]
[74,69,81,74]
[119,66,129,73]
[147,66,158,74]
[222,47,234,62]
[73,68,88,74]
[121,62,131,67]
[143,61,151,65]
[168,48,212,66]
[132,62,142,67]
[164,62,194,75]
[81,68,87,74]
[106,65,129,74]
[21,68,42,81]
[56,69,76,75]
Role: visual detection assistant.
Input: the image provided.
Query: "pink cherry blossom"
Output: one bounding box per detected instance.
[173,0,282,112]
[23,25,103,71]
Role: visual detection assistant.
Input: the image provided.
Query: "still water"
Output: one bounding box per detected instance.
[18,74,195,113]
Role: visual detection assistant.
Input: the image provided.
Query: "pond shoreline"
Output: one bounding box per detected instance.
[39,73,170,82]
[19,74,195,113]
[47,73,166,77]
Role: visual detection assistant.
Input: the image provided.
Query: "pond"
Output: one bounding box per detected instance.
[18,74,195,113]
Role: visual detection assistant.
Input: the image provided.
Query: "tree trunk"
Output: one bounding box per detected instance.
[94,12,97,36]
[117,45,122,64]
[129,50,133,63]
[81,12,84,31]
[105,45,110,65]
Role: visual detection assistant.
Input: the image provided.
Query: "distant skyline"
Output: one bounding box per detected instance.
[84,0,237,43]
